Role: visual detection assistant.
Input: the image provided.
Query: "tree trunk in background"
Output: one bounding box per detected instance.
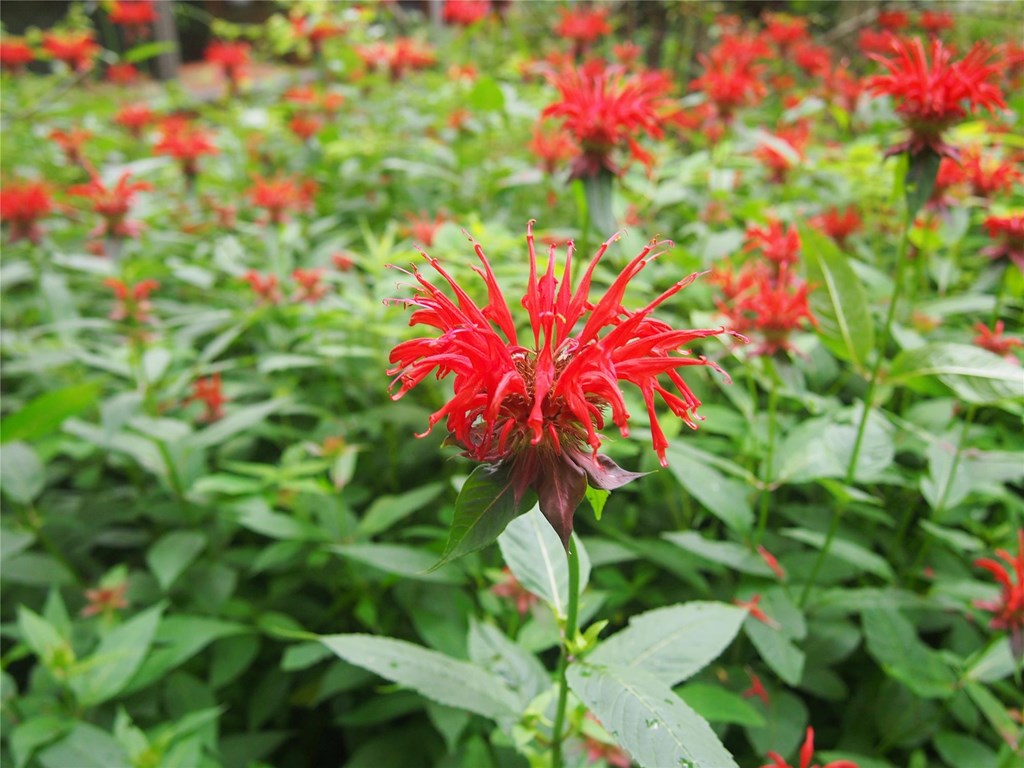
[153,0,181,81]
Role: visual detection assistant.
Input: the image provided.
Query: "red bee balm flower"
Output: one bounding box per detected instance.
[761,727,859,768]
[42,30,101,72]
[109,0,157,28]
[248,175,315,225]
[543,63,674,179]
[444,0,490,26]
[105,278,158,323]
[190,374,228,422]
[205,40,250,94]
[115,104,156,137]
[973,321,1022,360]
[0,38,35,71]
[974,530,1024,661]
[982,214,1024,271]
[1,180,53,243]
[387,222,736,545]
[865,36,1005,158]
[153,119,218,180]
[555,7,611,56]
[69,172,152,239]
[811,206,862,247]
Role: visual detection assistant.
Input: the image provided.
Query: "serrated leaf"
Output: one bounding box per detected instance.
[321,634,519,720]
[800,226,874,371]
[497,505,590,618]
[665,446,753,533]
[147,531,206,591]
[589,602,746,686]
[567,664,738,768]
[889,344,1023,405]
[434,463,527,568]
[467,620,550,708]
[71,604,165,706]
[862,607,956,698]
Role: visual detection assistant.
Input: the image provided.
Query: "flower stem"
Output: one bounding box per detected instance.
[756,359,779,546]
[551,541,581,768]
[801,211,911,607]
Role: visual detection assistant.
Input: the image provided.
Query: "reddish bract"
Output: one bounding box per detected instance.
[761,727,859,768]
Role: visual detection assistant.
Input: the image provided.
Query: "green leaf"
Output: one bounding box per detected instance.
[781,527,894,580]
[889,344,1023,405]
[800,226,875,371]
[964,680,1021,751]
[589,602,746,686]
[122,40,176,64]
[497,505,590,618]
[17,606,67,665]
[467,620,550,709]
[433,463,527,568]
[71,604,165,706]
[356,482,445,538]
[331,543,463,584]
[1,383,99,443]
[187,398,289,450]
[11,716,70,768]
[862,607,956,698]
[665,446,753,533]
[230,497,325,541]
[567,664,739,768]
[676,683,766,727]
[0,442,45,505]
[744,621,805,687]
[147,531,206,591]
[662,531,773,577]
[585,486,609,520]
[37,723,129,768]
[933,732,997,768]
[743,689,808,762]
[903,148,942,221]
[467,75,505,112]
[320,634,520,721]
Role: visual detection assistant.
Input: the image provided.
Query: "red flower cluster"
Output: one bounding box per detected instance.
[529,123,578,175]
[69,172,152,239]
[554,7,611,57]
[153,118,218,180]
[543,63,674,179]
[745,219,801,267]
[811,206,862,247]
[973,321,1022,360]
[190,374,228,422]
[714,261,816,357]
[290,13,346,57]
[490,567,537,616]
[387,222,735,545]
[50,127,92,167]
[0,37,34,71]
[109,0,157,29]
[42,30,101,72]
[105,277,159,323]
[865,37,1005,158]
[918,10,955,35]
[106,62,140,84]
[982,213,1024,271]
[754,122,810,183]
[1,180,53,243]
[356,39,435,81]
[81,581,129,618]
[243,271,282,305]
[760,727,858,768]
[444,0,490,27]
[763,12,809,52]
[974,530,1024,660]
[403,211,448,247]
[292,268,328,303]
[960,148,1022,198]
[876,10,909,32]
[115,104,156,137]
[691,33,768,121]
[248,175,316,225]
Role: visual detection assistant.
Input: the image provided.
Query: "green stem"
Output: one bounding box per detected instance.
[756,359,779,546]
[551,541,581,768]
[801,210,912,607]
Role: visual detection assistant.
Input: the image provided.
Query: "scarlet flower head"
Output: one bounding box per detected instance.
[974,529,1024,661]
[858,28,896,56]
[982,213,1024,271]
[742,670,770,706]
[0,37,35,71]
[715,263,817,356]
[190,373,228,422]
[865,36,1006,158]
[793,42,832,79]
[754,123,810,183]
[242,271,281,304]
[744,219,801,268]
[555,7,611,56]
[292,268,328,303]
[289,114,323,141]
[762,12,809,52]
[115,104,156,137]
[42,30,101,72]
[248,175,315,225]
[387,222,737,545]
[109,1,157,29]
[105,277,158,322]
[106,62,139,85]
[760,727,859,768]
[960,148,1022,198]
[917,10,955,35]
[529,122,578,175]
[205,40,250,84]
[403,211,448,247]
[81,581,129,618]
[357,39,435,81]
[1,180,53,244]
[973,321,1022,361]
[444,0,490,26]
[50,127,92,167]
[876,10,909,31]
[811,206,862,247]
[691,40,767,121]
[543,63,674,179]
[153,118,218,179]
[69,172,152,239]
